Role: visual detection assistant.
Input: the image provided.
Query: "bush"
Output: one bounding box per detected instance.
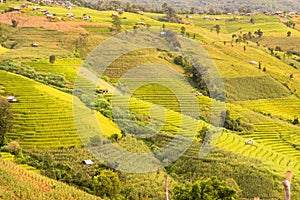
[11,20,18,28]
[93,169,121,198]
[49,55,56,64]
[7,141,21,155]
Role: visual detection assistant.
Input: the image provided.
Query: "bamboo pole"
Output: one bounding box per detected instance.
[165,175,169,200]
[283,171,292,200]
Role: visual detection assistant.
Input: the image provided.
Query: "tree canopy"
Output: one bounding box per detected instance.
[0,97,13,146]
[93,169,121,199]
[173,176,239,200]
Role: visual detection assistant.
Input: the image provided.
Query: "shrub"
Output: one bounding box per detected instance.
[49,55,56,64]
[11,20,18,28]
[7,141,21,155]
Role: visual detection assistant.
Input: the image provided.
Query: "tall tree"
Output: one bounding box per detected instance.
[0,97,13,146]
[180,26,186,36]
[215,24,221,34]
[93,169,121,198]
[112,16,122,32]
[190,7,195,14]
[173,176,238,200]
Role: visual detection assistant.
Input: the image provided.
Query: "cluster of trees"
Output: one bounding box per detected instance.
[220,110,253,132]
[196,110,252,137]
[0,97,13,146]
[16,150,122,198]
[173,176,238,199]
[17,145,241,199]
[164,29,182,50]
[285,20,296,29]
[174,55,209,96]
[230,29,263,47]
[174,55,226,101]
[66,0,299,14]
[206,6,252,15]
[158,3,182,23]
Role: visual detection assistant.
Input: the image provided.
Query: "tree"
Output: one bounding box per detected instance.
[162,24,166,32]
[93,169,121,198]
[255,29,263,37]
[232,34,237,40]
[0,97,13,146]
[196,126,209,142]
[180,26,186,36]
[173,176,238,200]
[109,133,119,142]
[11,19,18,28]
[208,8,215,15]
[49,55,56,64]
[165,6,177,22]
[258,61,262,70]
[285,20,295,28]
[162,2,168,11]
[124,2,132,12]
[215,24,221,34]
[215,9,222,15]
[263,67,266,72]
[112,16,121,32]
[292,117,299,125]
[287,31,291,37]
[190,7,195,14]
[247,31,252,39]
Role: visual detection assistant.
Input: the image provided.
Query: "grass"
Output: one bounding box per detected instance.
[224,75,290,101]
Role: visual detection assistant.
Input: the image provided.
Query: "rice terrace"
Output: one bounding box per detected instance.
[0,0,300,199]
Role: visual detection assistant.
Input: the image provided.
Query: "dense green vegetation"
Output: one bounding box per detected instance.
[0,158,100,200]
[0,96,13,145]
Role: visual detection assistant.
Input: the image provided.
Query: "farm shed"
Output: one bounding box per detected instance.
[6,96,17,103]
[82,160,94,165]
[245,139,254,145]
[31,43,39,47]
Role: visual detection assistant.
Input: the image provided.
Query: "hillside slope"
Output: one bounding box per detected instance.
[0,158,100,200]
[0,70,120,148]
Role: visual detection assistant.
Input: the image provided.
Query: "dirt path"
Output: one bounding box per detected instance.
[0,12,110,33]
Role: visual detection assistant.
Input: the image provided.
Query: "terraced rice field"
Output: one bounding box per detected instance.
[0,70,119,148]
[239,96,300,121]
[0,27,80,60]
[0,158,100,199]
[216,131,300,171]
[24,58,82,83]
